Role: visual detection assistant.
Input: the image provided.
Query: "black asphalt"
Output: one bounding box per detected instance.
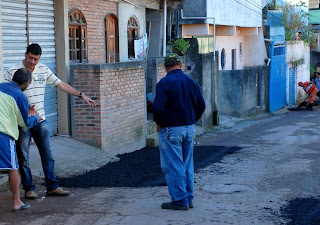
[57,145,241,188]
[281,198,320,224]
[57,110,320,223]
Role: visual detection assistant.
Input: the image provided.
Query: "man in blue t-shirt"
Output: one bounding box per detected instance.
[153,53,206,210]
[0,68,40,212]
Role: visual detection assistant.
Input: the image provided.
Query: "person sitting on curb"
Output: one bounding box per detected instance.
[298,81,318,110]
[0,68,41,212]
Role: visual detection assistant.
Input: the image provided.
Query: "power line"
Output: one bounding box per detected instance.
[213,0,283,24]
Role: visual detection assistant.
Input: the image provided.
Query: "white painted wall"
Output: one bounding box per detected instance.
[129,0,160,10]
[216,28,267,70]
[118,0,146,62]
[207,0,263,27]
[182,0,267,69]
[243,28,267,67]
[286,41,310,104]
[216,35,244,70]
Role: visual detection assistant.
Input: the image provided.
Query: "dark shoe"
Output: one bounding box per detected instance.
[46,187,70,196]
[25,191,38,200]
[13,203,31,212]
[189,203,194,208]
[161,202,188,210]
[306,103,313,110]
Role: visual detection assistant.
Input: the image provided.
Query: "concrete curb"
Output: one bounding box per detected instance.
[0,173,8,190]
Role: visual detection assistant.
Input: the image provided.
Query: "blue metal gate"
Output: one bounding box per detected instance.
[288,67,296,106]
[269,43,287,112]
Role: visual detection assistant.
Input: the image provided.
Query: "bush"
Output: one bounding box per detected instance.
[169,39,190,56]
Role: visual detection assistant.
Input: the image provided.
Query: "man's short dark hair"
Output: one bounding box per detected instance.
[12,68,32,85]
[165,61,182,69]
[164,53,182,69]
[26,43,42,55]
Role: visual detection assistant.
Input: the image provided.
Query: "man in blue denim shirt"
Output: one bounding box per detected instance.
[153,53,206,210]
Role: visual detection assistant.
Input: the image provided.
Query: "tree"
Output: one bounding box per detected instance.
[282,1,317,45]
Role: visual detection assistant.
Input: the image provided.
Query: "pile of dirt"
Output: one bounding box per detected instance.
[57,145,241,188]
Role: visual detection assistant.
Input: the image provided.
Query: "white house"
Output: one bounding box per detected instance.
[181,0,268,70]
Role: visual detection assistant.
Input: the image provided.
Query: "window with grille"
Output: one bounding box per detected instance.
[68,10,88,63]
[127,17,139,59]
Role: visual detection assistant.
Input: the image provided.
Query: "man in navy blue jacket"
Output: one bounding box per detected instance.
[153,53,206,210]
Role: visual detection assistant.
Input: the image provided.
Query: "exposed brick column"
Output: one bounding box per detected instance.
[70,62,146,154]
[72,66,102,147]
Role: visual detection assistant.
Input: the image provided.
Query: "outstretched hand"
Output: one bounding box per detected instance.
[82,94,97,107]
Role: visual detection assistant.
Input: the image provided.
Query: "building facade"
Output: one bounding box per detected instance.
[0,0,164,153]
[174,0,269,118]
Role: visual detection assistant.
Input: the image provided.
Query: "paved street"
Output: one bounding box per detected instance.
[1,107,320,224]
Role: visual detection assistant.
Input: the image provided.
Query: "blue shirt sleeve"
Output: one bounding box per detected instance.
[152,81,168,126]
[195,88,206,122]
[16,92,39,128]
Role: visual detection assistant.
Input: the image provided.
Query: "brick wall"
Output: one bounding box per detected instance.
[68,0,117,64]
[70,61,146,154]
[146,57,186,136]
[72,68,102,147]
[157,63,167,81]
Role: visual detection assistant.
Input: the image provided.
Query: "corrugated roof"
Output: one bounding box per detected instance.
[309,10,320,25]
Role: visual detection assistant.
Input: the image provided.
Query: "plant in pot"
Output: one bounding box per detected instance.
[170,38,190,56]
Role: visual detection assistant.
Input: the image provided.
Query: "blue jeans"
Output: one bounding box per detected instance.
[159,125,195,206]
[16,120,59,192]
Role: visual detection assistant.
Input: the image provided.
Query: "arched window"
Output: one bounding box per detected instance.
[127,16,139,59]
[106,14,119,63]
[68,10,88,63]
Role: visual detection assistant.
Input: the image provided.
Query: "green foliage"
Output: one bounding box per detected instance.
[169,39,190,56]
[282,1,317,45]
[267,0,282,10]
[310,64,316,78]
[292,58,304,66]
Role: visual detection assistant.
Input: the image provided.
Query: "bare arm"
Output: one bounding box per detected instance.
[57,81,97,107]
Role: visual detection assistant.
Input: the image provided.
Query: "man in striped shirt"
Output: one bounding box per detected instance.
[5,43,97,199]
[0,68,40,211]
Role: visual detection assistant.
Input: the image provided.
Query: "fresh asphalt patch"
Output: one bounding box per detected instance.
[280,197,320,224]
[287,107,312,111]
[57,145,242,188]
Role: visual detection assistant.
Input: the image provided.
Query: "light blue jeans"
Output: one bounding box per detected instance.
[159,125,195,206]
[16,120,59,192]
